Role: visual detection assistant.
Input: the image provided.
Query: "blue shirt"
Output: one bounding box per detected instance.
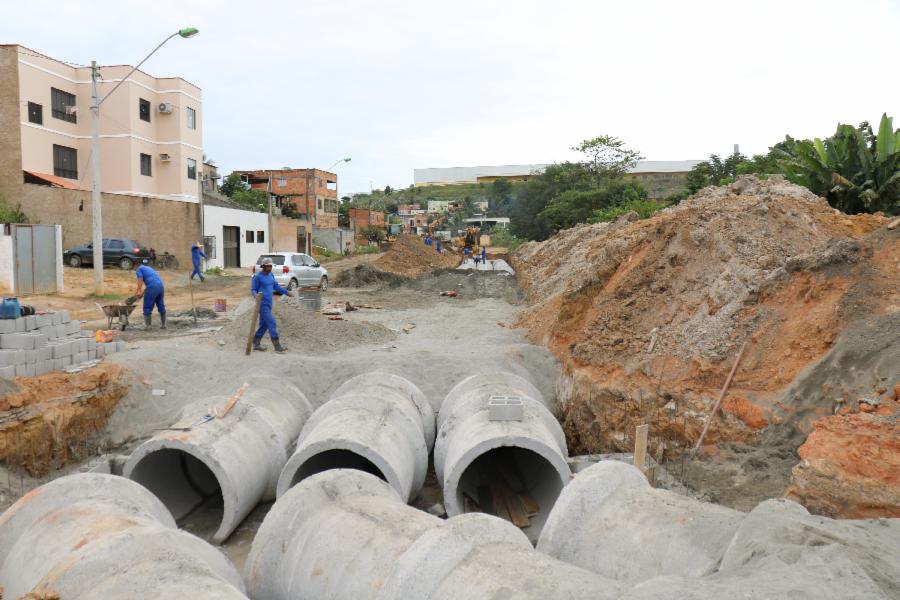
[191,245,207,264]
[136,265,163,288]
[251,271,289,307]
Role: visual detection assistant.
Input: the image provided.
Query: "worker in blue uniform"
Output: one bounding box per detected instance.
[134,258,166,330]
[251,257,294,353]
[190,241,207,282]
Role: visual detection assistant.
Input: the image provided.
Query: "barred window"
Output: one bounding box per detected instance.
[53,144,78,179]
[51,88,77,123]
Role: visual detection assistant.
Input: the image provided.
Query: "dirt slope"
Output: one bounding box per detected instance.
[512,175,899,514]
[374,235,460,277]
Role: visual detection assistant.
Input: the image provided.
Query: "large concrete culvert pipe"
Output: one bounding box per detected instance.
[276,371,434,502]
[537,460,745,584]
[0,473,247,599]
[246,469,620,600]
[124,380,313,543]
[434,372,570,540]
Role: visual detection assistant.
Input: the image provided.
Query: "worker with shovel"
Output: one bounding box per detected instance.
[251,257,293,353]
[134,258,166,330]
[190,241,207,282]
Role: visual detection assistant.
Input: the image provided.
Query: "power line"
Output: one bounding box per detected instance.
[1,46,89,68]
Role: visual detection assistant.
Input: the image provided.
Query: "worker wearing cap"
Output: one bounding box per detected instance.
[251,257,293,353]
[190,241,207,282]
[134,258,166,330]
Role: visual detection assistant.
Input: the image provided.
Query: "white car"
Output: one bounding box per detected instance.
[253,252,328,291]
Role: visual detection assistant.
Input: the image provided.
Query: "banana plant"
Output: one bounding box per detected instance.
[777,114,900,214]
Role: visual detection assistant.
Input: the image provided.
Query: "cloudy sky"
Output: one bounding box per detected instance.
[4,0,898,194]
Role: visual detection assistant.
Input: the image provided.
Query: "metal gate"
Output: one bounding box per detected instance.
[13,224,58,295]
[223,226,240,268]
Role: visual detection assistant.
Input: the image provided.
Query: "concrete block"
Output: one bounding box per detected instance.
[37,346,51,361]
[52,324,66,338]
[0,349,26,366]
[38,325,58,340]
[74,352,89,364]
[14,318,26,333]
[115,341,127,353]
[0,319,17,334]
[51,312,63,326]
[66,321,82,335]
[77,338,89,352]
[103,342,117,354]
[88,338,97,350]
[53,356,72,370]
[35,360,52,376]
[0,333,33,350]
[95,345,105,357]
[24,315,36,331]
[0,364,15,378]
[29,333,48,349]
[88,349,97,360]
[51,342,73,358]
[35,314,51,328]
[59,309,70,323]
[25,349,38,364]
[15,363,35,377]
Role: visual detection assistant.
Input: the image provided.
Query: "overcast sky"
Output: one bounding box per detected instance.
[4,0,899,194]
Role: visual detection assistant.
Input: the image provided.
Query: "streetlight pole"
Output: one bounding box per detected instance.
[89,27,198,295]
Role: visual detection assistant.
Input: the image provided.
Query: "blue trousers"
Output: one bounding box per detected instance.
[254,304,279,340]
[143,284,165,316]
[190,262,205,280]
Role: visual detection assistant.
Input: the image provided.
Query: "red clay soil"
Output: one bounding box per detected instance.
[374,235,460,278]
[512,176,900,515]
[0,364,128,475]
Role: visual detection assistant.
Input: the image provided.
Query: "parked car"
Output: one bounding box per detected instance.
[64,238,151,270]
[252,252,328,291]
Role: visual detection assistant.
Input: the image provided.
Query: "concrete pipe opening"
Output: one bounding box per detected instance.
[127,448,224,537]
[453,445,567,538]
[287,449,387,488]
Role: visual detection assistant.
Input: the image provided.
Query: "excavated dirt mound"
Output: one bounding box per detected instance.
[333,264,410,288]
[374,235,461,277]
[512,175,899,515]
[0,363,128,476]
[220,297,398,353]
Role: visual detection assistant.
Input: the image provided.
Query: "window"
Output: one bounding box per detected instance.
[27,102,42,125]
[187,158,197,180]
[186,106,196,130]
[291,255,303,266]
[107,239,125,250]
[317,198,323,210]
[52,144,78,179]
[277,178,287,188]
[139,98,151,122]
[51,88,77,123]
[202,236,216,259]
[246,230,255,243]
[257,230,265,243]
[140,153,152,176]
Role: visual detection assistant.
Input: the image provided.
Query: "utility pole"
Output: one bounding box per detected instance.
[89,61,104,295]
[267,174,274,252]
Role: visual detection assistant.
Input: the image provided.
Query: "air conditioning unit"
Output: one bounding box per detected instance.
[157,102,174,114]
[159,153,171,162]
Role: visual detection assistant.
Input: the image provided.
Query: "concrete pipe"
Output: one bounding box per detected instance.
[246,469,620,600]
[434,372,570,539]
[276,371,433,502]
[124,380,313,543]
[0,473,247,599]
[537,460,745,584]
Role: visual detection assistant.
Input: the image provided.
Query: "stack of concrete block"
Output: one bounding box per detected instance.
[0,310,126,379]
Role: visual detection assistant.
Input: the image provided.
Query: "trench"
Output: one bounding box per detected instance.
[127,449,224,537]
[289,449,387,489]
[456,446,564,538]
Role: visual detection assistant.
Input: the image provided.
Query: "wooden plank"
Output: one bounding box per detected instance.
[217,383,249,419]
[490,482,511,522]
[463,493,479,513]
[634,424,649,471]
[502,488,531,528]
[519,491,540,517]
[693,341,748,452]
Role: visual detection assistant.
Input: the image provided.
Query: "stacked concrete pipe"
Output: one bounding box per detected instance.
[124,379,313,543]
[276,371,434,502]
[434,371,570,539]
[246,469,620,600]
[537,460,746,583]
[0,473,247,599]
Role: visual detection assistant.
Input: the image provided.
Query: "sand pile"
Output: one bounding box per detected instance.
[512,175,899,515]
[221,297,397,353]
[374,235,460,277]
[333,264,409,288]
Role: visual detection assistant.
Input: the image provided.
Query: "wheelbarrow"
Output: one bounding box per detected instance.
[98,302,138,330]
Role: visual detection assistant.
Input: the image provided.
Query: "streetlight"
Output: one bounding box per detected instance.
[327,157,352,171]
[89,27,199,295]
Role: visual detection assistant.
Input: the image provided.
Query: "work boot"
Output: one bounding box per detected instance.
[272,338,287,354]
[144,314,152,330]
[200,274,206,282]
[253,337,267,351]
[159,312,167,330]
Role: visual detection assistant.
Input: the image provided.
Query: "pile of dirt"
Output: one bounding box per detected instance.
[333,264,410,288]
[374,235,460,278]
[0,363,128,476]
[221,297,397,353]
[405,269,523,303]
[512,175,899,515]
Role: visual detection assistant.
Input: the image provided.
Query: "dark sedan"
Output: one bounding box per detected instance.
[64,238,151,270]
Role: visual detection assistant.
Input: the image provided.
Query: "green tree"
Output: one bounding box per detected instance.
[360,226,386,243]
[219,173,247,197]
[338,202,350,227]
[0,197,27,223]
[572,135,643,182]
[488,179,514,216]
[231,188,268,212]
[507,162,594,240]
[384,185,393,195]
[776,114,900,214]
[538,180,648,231]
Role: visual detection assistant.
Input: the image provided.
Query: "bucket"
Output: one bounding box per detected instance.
[0,298,20,320]
[213,299,227,312]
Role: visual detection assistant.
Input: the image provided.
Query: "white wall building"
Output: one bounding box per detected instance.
[202,202,269,269]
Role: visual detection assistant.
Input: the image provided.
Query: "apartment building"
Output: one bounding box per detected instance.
[2,44,202,202]
[235,168,339,229]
